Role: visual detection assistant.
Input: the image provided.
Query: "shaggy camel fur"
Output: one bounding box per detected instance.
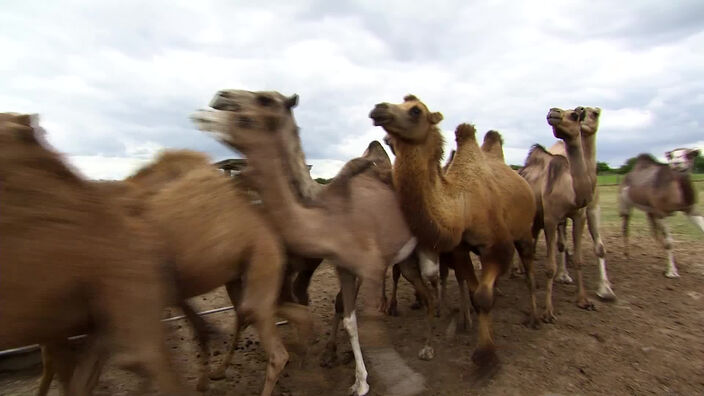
[370,95,538,366]
[619,149,704,278]
[193,90,434,396]
[520,107,596,320]
[38,150,311,396]
[545,107,615,300]
[0,113,188,396]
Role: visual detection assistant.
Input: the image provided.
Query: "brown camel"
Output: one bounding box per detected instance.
[520,107,596,321]
[193,90,436,396]
[545,107,615,300]
[37,150,311,396]
[619,148,703,278]
[0,113,189,396]
[369,95,539,366]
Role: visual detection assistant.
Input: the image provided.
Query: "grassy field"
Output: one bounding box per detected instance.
[597,172,704,185]
[597,181,704,240]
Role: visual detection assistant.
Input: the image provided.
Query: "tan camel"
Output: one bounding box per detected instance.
[37,150,311,396]
[0,113,189,396]
[193,90,435,396]
[545,107,615,300]
[520,107,596,321]
[369,95,539,367]
[620,149,703,278]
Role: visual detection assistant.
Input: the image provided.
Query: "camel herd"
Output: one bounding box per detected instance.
[0,91,702,396]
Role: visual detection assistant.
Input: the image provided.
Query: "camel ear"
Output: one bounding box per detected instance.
[285,94,299,109]
[665,151,672,160]
[595,107,601,115]
[428,111,443,125]
[688,149,700,159]
[579,110,587,122]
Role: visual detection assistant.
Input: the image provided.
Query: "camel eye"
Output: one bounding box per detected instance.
[256,95,273,107]
[409,106,422,116]
[570,112,578,121]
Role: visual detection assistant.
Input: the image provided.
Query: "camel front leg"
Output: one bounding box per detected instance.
[543,219,559,322]
[320,290,343,368]
[555,221,573,284]
[514,239,540,329]
[386,263,402,316]
[398,257,436,360]
[572,210,595,310]
[587,203,615,300]
[338,268,369,396]
[648,214,679,278]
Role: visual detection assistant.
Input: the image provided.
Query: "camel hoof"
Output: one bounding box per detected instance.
[386,301,399,317]
[320,347,337,368]
[555,272,574,284]
[471,347,499,368]
[348,380,370,396]
[196,376,209,392]
[418,346,435,361]
[596,284,616,301]
[377,298,388,314]
[577,299,596,311]
[523,315,541,330]
[208,368,227,381]
[664,270,680,279]
[542,310,557,323]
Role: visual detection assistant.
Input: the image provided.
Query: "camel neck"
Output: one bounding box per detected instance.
[392,129,460,251]
[279,122,323,201]
[564,139,593,206]
[581,133,598,182]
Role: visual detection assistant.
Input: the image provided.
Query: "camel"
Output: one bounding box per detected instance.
[544,107,615,300]
[619,148,703,278]
[0,113,189,395]
[369,95,539,367]
[519,107,597,320]
[38,150,311,396]
[192,89,438,396]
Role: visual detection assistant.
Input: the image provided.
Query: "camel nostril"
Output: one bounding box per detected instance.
[238,116,254,129]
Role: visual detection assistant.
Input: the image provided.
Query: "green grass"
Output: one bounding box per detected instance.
[597,173,704,186]
[597,182,704,240]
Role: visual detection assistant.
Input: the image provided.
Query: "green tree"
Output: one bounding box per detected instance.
[315,177,331,184]
[694,153,704,173]
[509,164,522,171]
[617,157,639,174]
[596,161,611,174]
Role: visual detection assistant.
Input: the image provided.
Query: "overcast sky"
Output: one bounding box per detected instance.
[2,0,703,179]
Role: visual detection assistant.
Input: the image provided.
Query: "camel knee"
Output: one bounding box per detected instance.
[556,240,565,253]
[545,267,555,279]
[594,242,605,258]
[473,284,494,313]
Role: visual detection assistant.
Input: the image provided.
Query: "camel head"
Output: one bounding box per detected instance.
[0,113,47,152]
[191,89,299,152]
[369,94,443,143]
[665,148,700,173]
[546,107,585,142]
[579,107,601,136]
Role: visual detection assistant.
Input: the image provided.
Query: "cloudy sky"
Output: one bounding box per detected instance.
[2,0,703,179]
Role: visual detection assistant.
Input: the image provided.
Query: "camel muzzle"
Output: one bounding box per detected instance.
[210,95,241,112]
[369,104,393,126]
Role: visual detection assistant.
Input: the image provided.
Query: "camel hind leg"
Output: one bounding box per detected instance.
[239,242,289,396]
[397,255,436,360]
[587,203,615,300]
[647,214,679,278]
[514,239,540,329]
[179,301,213,392]
[210,280,246,381]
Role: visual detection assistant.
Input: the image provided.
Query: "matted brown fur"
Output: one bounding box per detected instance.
[0,114,186,395]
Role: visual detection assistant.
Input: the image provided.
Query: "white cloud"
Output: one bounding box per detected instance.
[69,155,150,180]
[1,0,703,177]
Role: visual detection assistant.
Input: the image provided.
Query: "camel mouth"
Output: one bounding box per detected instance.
[546,113,561,126]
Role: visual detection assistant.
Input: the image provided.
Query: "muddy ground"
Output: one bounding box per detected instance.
[2,230,703,396]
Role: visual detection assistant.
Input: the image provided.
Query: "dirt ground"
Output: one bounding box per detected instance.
[1,230,703,396]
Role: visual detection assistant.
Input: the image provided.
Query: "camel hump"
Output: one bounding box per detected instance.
[481,130,505,161]
[523,144,553,168]
[545,155,569,195]
[127,149,212,184]
[454,123,477,142]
